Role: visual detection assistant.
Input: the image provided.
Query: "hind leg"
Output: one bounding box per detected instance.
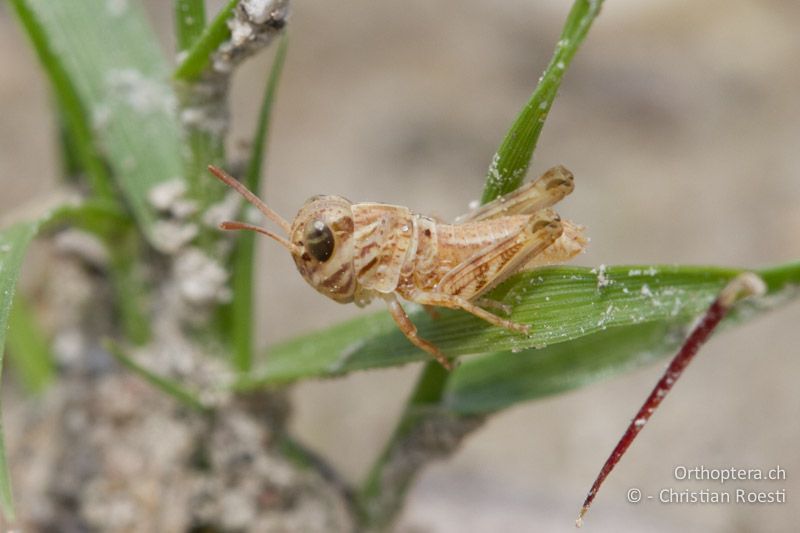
[405,290,530,334]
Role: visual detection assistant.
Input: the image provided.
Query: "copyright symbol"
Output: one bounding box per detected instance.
[627,488,642,503]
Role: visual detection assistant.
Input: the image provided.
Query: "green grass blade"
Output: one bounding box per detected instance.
[14,0,184,245]
[244,35,288,192]
[174,0,240,80]
[0,412,12,522]
[239,262,800,387]
[107,235,151,346]
[481,0,604,203]
[231,35,288,372]
[6,295,55,394]
[175,0,207,52]
[56,110,86,182]
[42,200,130,241]
[446,320,687,414]
[0,221,41,520]
[105,341,208,413]
[9,0,115,201]
[444,263,797,414]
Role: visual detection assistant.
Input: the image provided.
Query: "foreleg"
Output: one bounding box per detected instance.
[384,294,454,370]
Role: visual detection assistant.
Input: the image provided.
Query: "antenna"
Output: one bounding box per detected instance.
[219,221,301,255]
[208,165,292,234]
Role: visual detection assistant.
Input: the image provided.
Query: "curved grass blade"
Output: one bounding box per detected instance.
[446,320,685,415]
[6,295,55,394]
[481,0,604,203]
[175,0,207,53]
[0,221,41,520]
[8,0,115,202]
[42,200,130,240]
[13,0,184,245]
[105,341,208,413]
[239,262,800,386]
[174,0,240,80]
[229,35,289,372]
[442,263,798,415]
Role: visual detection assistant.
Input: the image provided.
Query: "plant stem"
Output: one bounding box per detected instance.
[357,363,484,530]
[180,106,227,223]
[360,363,445,505]
[173,1,246,246]
[576,273,766,526]
[276,431,358,514]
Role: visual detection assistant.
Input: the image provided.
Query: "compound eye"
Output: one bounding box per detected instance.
[304,220,335,262]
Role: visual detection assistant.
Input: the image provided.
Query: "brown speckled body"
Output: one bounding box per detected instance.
[287,166,587,370]
[347,208,586,307]
[211,164,587,370]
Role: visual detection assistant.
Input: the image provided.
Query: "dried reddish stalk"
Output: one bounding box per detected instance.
[576,272,766,527]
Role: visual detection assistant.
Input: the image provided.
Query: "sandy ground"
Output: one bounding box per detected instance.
[2,0,800,531]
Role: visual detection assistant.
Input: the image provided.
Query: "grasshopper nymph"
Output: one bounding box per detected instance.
[209,165,587,369]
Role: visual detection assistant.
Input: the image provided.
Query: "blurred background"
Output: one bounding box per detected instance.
[2,0,799,531]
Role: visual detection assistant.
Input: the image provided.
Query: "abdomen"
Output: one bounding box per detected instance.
[402,215,530,293]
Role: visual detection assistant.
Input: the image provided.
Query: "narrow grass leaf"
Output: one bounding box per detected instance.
[231,35,289,372]
[42,200,130,241]
[9,0,115,201]
[14,0,184,245]
[105,341,208,413]
[174,0,240,80]
[241,262,800,386]
[175,0,207,52]
[481,0,604,203]
[0,221,41,520]
[6,295,55,394]
[445,321,686,414]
